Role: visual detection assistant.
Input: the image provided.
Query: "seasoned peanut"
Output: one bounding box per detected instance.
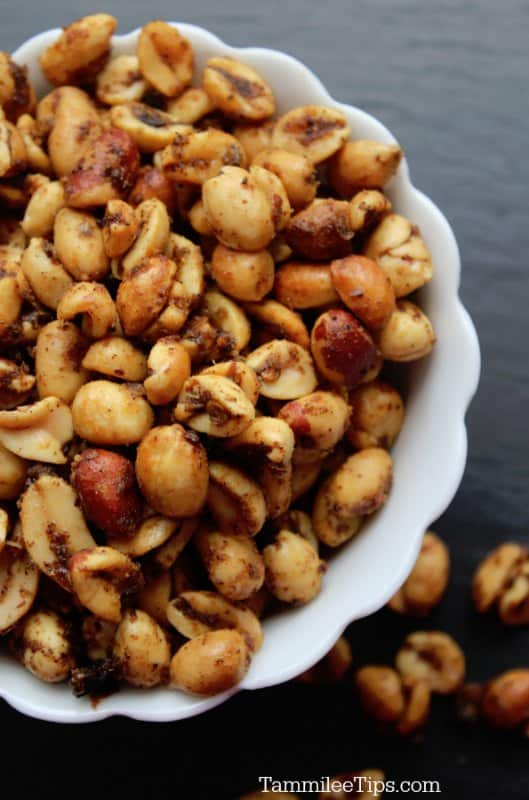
[120,198,170,277]
[396,680,432,736]
[72,448,143,539]
[167,591,263,651]
[233,120,274,162]
[347,379,405,450]
[0,396,73,464]
[244,299,310,349]
[129,166,177,211]
[200,361,260,405]
[40,14,116,86]
[35,320,88,403]
[136,424,208,518]
[207,460,267,536]
[69,546,142,622]
[0,265,22,337]
[138,570,172,625]
[160,128,243,184]
[285,199,354,261]
[57,282,116,339]
[13,609,74,683]
[54,208,109,281]
[349,189,391,233]
[263,530,325,604]
[204,290,251,354]
[21,238,73,310]
[329,140,403,197]
[137,21,193,98]
[364,213,434,297]
[0,526,40,633]
[0,52,35,121]
[279,391,351,463]
[203,56,275,120]
[45,87,101,177]
[167,88,215,124]
[0,119,26,178]
[144,337,191,405]
[113,517,197,559]
[188,198,214,236]
[0,358,35,409]
[481,670,529,728]
[497,560,529,625]
[202,166,276,251]
[117,254,176,336]
[272,105,349,163]
[196,527,265,601]
[211,244,275,302]
[331,254,396,331]
[249,163,292,232]
[0,442,27,500]
[174,374,255,437]
[472,543,527,613]
[96,55,147,105]
[20,474,96,588]
[170,629,250,695]
[110,102,191,153]
[311,309,378,387]
[114,608,170,687]
[22,180,65,238]
[81,336,147,382]
[291,459,322,502]
[313,448,392,546]
[274,261,338,309]
[246,339,317,399]
[377,300,436,362]
[72,381,153,445]
[388,531,450,616]
[253,148,317,210]
[395,631,465,694]
[101,199,138,258]
[355,665,405,723]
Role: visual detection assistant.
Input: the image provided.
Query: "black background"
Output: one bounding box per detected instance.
[1,1,528,797]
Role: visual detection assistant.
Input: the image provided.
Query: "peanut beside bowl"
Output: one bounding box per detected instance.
[0,20,479,723]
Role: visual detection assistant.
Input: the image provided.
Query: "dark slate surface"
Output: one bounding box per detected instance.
[1,2,528,797]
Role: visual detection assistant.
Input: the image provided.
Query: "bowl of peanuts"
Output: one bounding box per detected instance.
[0,15,480,722]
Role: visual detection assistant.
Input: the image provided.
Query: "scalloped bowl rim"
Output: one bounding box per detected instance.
[0,22,480,723]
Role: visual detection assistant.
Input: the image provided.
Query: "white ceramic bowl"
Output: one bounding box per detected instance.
[0,23,480,722]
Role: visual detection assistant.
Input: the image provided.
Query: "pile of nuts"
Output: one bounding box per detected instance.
[0,15,436,698]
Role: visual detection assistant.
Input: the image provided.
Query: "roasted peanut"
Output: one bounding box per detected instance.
[40,13,116,86]
[160,128,243,184]
[472,543,527,613]
[136,424,208,518]
[347,379,404,450]
[72,448,143,539]
[203,56,275,120]
[120,198,170,277]
[272,105,349,163]
[285,198,354,261]
[274,261,338,309]
[0,526,39,633]
[175,374,255,437]
[377,300,436,361]
[69,546,142,622]
[129,166,177,211]
[54,208,109,281]
[57,282,116,339]
[246,339,317,399]
[202,166,276,250]
[388,531,450,616]
[81,336,147,382]
[44,87,101,177]
[13,609,74,682]
[331,254,396,331]
[35,320,88,403]
[22,180,65,238]
[200,361,260,405]
[395,631,465,694]
[196,527,265,601]
[329,140,403,197]
[356,665,405,723]
[0,397,73,464]
[207,460,267,536]
[96,55,147,105]
[0,442,27,500]
[252,147,317,210]
[143,337,191,405]
[396,680,432,736]
[249,163,292,232]
[167,87,215,124]
[110,102,191,153]
[244,299,310,349]
[114,516,197,560]
[211,244,275,302]
[263,530,325,604]
[233,120,274,162]
[0,119,26,178]
[349,189,391,233]
[102,199,138,258]
[114,608,170,687]
[0,265,23,337]
[167,591,263,651]
[313,448,392,546]
[20,474,96,588]
[0,52,35,122]
[165,233,205,309]
[311,309,378,387]
[204,290,251,354]
[279,391,351,463]
[64,127,140,208]
[137,21,193,98]
[138,570,172,625]
[117,254,176,336]
[188,198,214,236]
[291,459,322,502]
[169,629,250,695]
[72,380,153,445]
[0,358,35,409]
[364,213,433,297]
[20,238,73,310]
[497,560,529,625]
[481,670,529,728]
